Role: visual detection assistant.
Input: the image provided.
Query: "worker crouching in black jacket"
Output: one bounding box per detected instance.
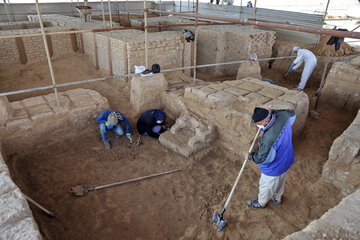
[137,109,167,138]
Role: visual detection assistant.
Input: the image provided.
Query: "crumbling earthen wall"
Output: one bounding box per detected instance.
[0,152,42,240]
[321,57,360,113]
[283,188,360,240]
[321,109,360,196]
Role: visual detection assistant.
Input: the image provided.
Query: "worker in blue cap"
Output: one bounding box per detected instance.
[136,109,167,144]
[96,110,132,149]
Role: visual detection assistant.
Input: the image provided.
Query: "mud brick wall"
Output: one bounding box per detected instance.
[81,30,191,76]
[197,26,276,76]
[82,32,97,67]
[0,37,19,63]
[0,27,78,64]
[321,58,360,113]
[183,78,309,154]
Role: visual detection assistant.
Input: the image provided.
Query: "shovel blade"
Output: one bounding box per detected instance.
[211,212,227,231]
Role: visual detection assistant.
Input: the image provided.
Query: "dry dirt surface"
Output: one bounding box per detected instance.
[1,54,356,240]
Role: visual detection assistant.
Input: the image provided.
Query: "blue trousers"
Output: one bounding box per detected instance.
[100,123,123,142]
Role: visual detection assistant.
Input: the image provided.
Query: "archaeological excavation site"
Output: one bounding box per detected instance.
[0,0,359,239]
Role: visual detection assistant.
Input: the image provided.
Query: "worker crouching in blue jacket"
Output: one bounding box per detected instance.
[245,107,296,208]
[96,110,132,150]
[137,109,167,139]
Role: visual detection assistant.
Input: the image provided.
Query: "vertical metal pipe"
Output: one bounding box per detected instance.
[193,0,198,82]
[3,0,12,22]
[35,0,60,106]
[180,0,182,13]
[108,0,113,28]
[252,0,257,19]
[239,0,242,20]
[101,0,106,26]
[144,0,149,68]
[160,0,162,18]
[323,0,331,20]
[172,0,174,12]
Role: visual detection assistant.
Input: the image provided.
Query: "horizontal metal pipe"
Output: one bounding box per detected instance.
[148,9,360,39]
[0,56,293,97]
[0,22,239,39]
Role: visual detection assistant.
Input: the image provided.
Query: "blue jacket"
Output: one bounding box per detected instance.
[249,110,296,176]
[136,109,166,138]
[96,110,131,134]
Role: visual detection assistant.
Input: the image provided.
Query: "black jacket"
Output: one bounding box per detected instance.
[137,110,165,138]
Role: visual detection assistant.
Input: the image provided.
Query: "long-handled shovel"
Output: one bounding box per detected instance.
[70,169,181,197]
[211,128,261,231]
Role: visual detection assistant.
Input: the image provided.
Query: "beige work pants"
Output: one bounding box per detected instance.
[258,171,287,207]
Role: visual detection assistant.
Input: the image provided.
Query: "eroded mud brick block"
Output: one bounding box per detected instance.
[244,92,271,105]
[21,96,46,108]
[258,87,284,99]
[223,87,249,97]
[238,81,263,92]
[159,112,217,157]
[207,91,237,107]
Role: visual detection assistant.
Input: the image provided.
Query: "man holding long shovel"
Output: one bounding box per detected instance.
[211,107,296,231]
[246,107,296,208]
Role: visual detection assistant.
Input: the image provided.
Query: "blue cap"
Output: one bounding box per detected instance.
[154,111,166,121]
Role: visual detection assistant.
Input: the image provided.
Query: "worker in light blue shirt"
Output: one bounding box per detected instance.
[96,110,132,149]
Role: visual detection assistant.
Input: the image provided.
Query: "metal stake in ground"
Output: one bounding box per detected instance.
[70,169,182,197]
[211,128,261,231]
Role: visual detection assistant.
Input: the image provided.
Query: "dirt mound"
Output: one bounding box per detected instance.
[310,35,359,57]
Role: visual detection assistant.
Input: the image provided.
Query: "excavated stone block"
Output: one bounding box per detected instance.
[0,217,42,240]
[236,60,262,80]
[321,62,360,113]
[238,81,263,92]
[321,110,360,196]
[350,55,360,66]
[183,78,309,154]
[223,87,249,97]
[130,73,168,117]
[283,189,360,240]
[0,188,33,230]
[0,172,17,196]
[0,96,13,125]
[258,87,284,99]
[244,92,271,104]
[159,112,217,157]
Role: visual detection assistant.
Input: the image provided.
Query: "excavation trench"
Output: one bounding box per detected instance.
[1,97,355,240]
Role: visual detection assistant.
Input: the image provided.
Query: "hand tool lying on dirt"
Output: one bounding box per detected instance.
[24,194,55,218]
[70,169,182,197]
[211,128,261,231]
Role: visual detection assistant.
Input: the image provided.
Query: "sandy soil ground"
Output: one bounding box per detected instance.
[1,54,356,240]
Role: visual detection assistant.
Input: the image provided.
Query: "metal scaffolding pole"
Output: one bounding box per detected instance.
[101,0,106,26]
[108,0,113,28]
[251,0,257,19]
[35,0,60,106]
[3,0,12,22]
[0,56,294,97]
[144,0,149,68]
[323,0,331,20]
[239,0,242,20]
[193,0,199,82]
[148,9,360,39]
[160,0,162,18]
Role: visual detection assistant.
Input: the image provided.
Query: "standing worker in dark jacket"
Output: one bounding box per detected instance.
[137,109,167,139]
[96,110,132,150]
[245,107,296,208]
